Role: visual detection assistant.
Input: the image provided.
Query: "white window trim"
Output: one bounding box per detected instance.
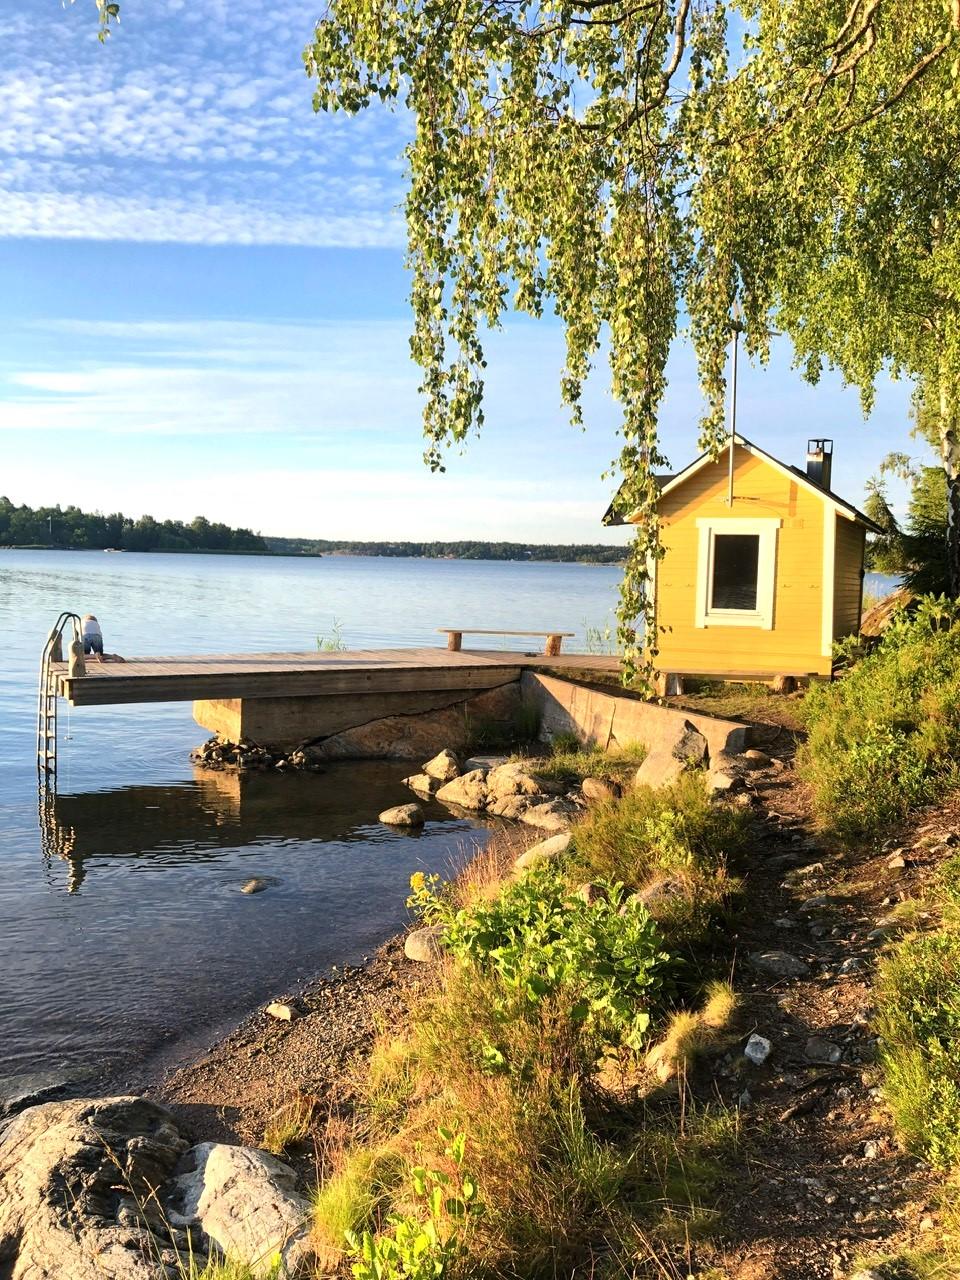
[695,518,781,630]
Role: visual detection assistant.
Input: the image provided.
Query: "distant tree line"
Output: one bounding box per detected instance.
[0,498,267,554]
[265,537,626,564]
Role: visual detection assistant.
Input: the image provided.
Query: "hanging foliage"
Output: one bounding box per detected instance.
[305,0,960,672]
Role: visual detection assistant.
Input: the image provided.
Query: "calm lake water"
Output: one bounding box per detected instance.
[0,550,623,1093]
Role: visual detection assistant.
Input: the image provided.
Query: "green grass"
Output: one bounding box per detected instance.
[875,930,960,1169]
[261,1092,316,1156]
[511,738,648,784]
[800,596,960,841]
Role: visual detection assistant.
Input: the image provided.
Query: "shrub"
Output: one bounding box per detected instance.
[413,864,672,1058]
[801,596,960,840]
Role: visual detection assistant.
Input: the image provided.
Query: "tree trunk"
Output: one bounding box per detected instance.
[938,377,960,597]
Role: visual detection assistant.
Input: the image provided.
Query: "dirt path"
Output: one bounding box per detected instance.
[702,739,950,1279]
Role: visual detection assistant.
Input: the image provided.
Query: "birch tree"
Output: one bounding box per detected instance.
[304,0,960,652]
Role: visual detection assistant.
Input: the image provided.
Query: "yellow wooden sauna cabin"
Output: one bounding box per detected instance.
[604,436,882,685]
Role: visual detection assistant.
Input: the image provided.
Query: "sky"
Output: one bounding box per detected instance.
[0,0,923,543]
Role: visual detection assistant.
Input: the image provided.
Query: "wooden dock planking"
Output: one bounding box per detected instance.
[55,647,621,707]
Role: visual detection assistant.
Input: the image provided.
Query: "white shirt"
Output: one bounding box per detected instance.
[82,618,102,641]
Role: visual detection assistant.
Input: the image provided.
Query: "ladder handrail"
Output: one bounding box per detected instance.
[37,612,82,788]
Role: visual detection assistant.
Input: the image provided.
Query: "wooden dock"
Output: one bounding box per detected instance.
[55,647,621,707]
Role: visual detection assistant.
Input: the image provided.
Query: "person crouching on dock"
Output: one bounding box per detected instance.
[81,614,104,661]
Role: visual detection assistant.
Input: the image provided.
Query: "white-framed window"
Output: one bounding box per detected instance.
[695,518,781,629]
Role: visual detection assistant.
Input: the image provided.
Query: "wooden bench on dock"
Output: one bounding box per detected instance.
[438,628,575,656]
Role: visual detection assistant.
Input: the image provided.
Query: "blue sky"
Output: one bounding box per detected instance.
[0,0,921,542]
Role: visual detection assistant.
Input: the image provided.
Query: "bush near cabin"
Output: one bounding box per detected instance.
[800,597,960,841]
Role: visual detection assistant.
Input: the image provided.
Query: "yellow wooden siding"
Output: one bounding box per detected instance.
[833,514,865,639]
[650,446,831,676]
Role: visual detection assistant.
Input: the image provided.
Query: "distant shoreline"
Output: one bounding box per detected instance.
[0,544,627,566]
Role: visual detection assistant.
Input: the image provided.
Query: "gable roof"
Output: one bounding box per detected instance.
[602,434,883,533]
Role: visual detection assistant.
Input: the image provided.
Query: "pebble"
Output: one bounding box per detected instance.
[265,1001,298,1022]
[863,1139,881,1159]
[744,1034,773,1065]
[749,950,811,979]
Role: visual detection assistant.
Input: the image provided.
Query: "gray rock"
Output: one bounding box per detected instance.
[435,769,489,811]
[580,776,621,803]
[0,1072,70,1119]
[0,1096,189,1279]
[513,831,571,872]
[166,1141,313,1277]
[743,748,771,768]
[839,956,865,974]
[461,754,503,773]
[705,769,737,795]
[805,1036,842,1064]
[404,924,445,962]
[241,877,269,895]
[378,803,425,827]
[574,882,607,906]
[631,877,683,907]
[422,749,461,783]
[744,1034,773,1066]
[749,951,811,980]
[798,894,830,913]
[850,1271,885,1280]
[485,763,545,799]
[402,772,440,795]
[486,794,534,820]
[518,800,573,832]
[672,724,709,765]
[634,751,687,790]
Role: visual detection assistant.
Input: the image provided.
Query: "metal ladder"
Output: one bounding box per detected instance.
[37,612,81,789]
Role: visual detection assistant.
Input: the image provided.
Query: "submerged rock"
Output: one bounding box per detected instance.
[402,772,440,795]
[378,803,426,827]
[241,878,270,895]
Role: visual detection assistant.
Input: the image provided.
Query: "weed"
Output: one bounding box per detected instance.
[261,1092,316,1156]
[313,1144,406,1253]
[519,739,647,784]
[316,617,347,652]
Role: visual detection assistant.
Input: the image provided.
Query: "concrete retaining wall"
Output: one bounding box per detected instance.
[521,672,749,761]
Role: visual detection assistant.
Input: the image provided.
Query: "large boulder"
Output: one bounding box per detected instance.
[513,832,571,872]
[422,749,461,783]
[485,763,545,799]
[487,794,535,820]
[404,924,445,962]
[0,1096,189,1279]
[165,1142,313,1277]
[634,752,687,790]
[672,724,709,766]
[435,768,490,811]
[519,800,574,832]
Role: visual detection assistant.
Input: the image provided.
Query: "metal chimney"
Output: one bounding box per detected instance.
[806,439,833,491]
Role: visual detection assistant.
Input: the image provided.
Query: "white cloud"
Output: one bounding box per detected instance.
[0,0,410,245]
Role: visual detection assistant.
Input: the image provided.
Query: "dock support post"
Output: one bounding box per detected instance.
[545,634,563,656]
[447,631,463,652]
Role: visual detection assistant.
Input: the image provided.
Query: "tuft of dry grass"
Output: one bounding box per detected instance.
[261,1092,317,1157]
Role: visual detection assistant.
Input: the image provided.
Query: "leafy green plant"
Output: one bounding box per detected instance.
[412,863,672,1056]
[344,1129,481,1280]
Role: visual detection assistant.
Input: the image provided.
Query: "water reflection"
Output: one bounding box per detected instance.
[39,764,485,894]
